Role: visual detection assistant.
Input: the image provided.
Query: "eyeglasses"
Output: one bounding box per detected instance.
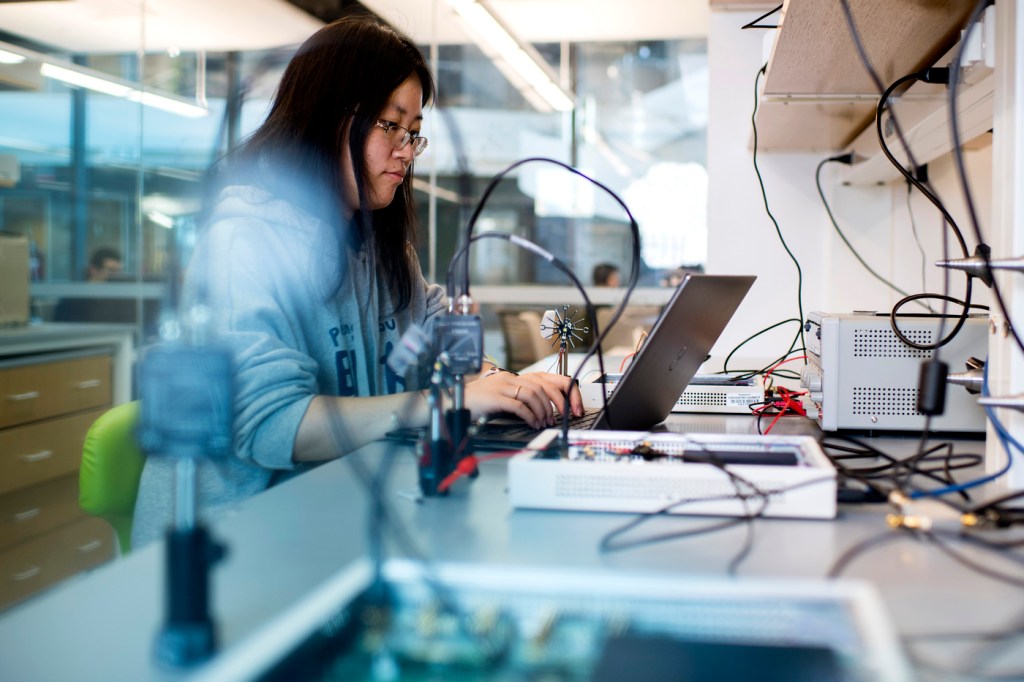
[373,119,428,157]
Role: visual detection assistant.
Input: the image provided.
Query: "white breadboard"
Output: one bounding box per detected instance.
[508,430,836,519]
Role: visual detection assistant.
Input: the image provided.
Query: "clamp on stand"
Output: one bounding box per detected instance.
[417,355,479,496]
[418,295,484,495]
[138,342,233,668]
[418,358,453,497]
[446,373,476,478]
[157,459,226,667]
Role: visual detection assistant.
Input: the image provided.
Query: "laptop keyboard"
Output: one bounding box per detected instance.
[385,411,603,447]
[478,410,601,440]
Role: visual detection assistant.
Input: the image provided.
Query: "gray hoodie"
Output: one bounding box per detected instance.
[131,185,446,547]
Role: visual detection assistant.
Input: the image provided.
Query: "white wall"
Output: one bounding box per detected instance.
[706,10,993,370]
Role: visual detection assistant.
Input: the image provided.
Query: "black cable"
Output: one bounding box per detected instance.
[887,294,988,352]
[828,444,981,483]
[599,452,771,556]
[971,489,1024,515]
[602,513,749,555]
[830,505,1024,588]
[904,627,1024,682]
[838,0,932,192]
[891,294,987,316]
[925,529,1024,589]
[730,328,804,382]
[444,157,643,438]
[955,529,1024,560]
[752,63,806,357]
[729,368,801,382]
[950,0,998,247]
[821,435,982,507]
[815,156,914,300]
[904,180,932,306]
[449,157,641,314]
[741,4,782,30]
[966,521,1024,538]
[834,453,973,503]
[453,230,603,437]
[599,472,833,557]
[750,399,789,436]
[827,528,912,578]
[748,385,807,436]
[837,0,973,363]
[901,436,979,504]
[874,74,970,259]
[720,317,801,375]
[726,513,757,577]
[715,450,766,577]
[962,486,1024,531]
[874,74,973,352]
[904,415,934,492]
[948,0,1024,356]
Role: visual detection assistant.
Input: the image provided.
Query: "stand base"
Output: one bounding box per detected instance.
[155,620,217,668]
[154,525,224,668]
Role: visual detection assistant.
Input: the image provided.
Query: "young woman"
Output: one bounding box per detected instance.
[131,16,582,547]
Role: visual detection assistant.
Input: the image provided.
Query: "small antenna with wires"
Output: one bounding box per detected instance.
[540,305,590,376]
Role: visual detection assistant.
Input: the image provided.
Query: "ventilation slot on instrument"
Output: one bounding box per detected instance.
[851,387,920,416]
[679,391,728,407]
[853,328,932,359]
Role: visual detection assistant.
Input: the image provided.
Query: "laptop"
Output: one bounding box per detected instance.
[389,273,756,448]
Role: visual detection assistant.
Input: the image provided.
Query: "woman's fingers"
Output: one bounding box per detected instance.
[530,373,584,418]
[505,373,583,426]
[515,379,554,425]
[467,370,585,429]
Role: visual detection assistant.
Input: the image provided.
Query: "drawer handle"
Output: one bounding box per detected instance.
[13,566,41,581]
[7,391,40,402]
[13,508,40,522]
[77,539,103,553]
[75,379,102,389]
[19,450,53,463]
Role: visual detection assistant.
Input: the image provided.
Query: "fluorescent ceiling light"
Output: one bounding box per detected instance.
[2,40,209,118]
[127,90,208,118]
[444,0,574,113]
[42,62,208,117]
[0,49,26,64]
[146,210,175,228]
[41,63,134,98]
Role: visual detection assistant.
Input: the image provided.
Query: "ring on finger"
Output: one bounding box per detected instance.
[513,384,522,400]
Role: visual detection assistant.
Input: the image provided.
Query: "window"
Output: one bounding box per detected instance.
[0,14,707,345]
[418,39,708,290]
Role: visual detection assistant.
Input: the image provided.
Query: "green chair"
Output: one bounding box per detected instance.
[79,401,145,554]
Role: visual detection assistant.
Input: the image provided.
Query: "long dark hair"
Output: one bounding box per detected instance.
[222,15,435,311]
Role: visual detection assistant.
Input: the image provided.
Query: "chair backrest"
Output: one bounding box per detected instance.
[595,305,663,354]
[498,308,555,371]
[79,401,145,554]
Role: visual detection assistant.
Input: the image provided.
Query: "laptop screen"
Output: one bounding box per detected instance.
[593,273,755,430]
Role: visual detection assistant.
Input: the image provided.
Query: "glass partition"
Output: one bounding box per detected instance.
[0,7,707,353]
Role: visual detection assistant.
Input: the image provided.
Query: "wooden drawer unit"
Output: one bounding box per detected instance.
[0,346,119,611]
[0,353,111,429]
[0,474,84,551]
[0,516,114,610]
[0,409,104,496]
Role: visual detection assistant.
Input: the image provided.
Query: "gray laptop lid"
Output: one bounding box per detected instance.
[385,273,755,447]
[594,273,756,430]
